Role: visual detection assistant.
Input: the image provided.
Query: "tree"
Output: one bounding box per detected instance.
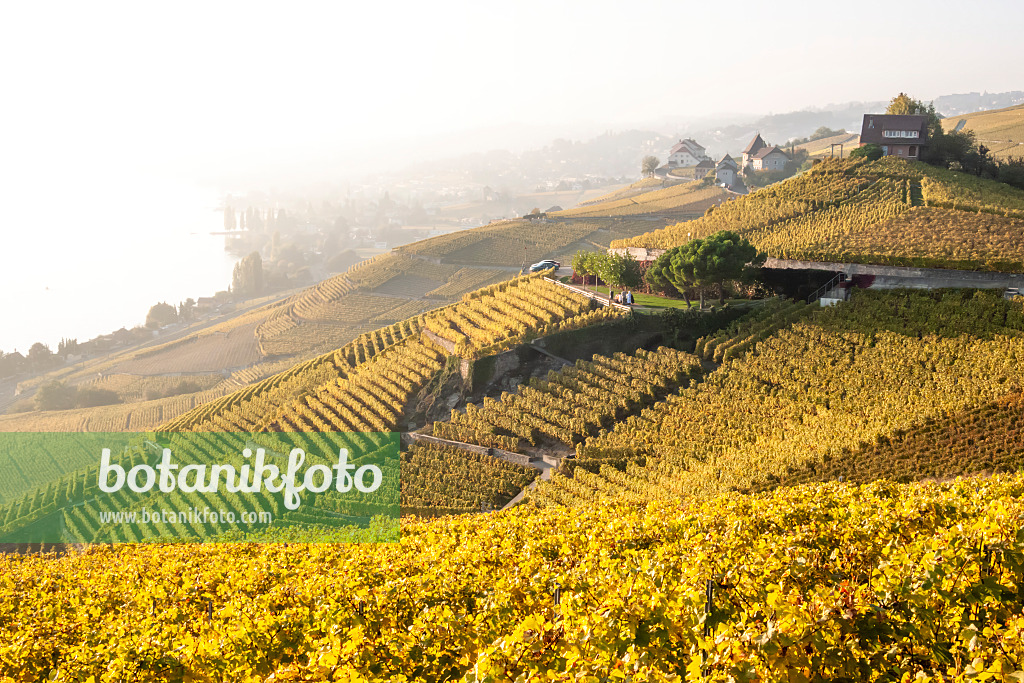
[27,342,57,371]
[933,129,980,169]
[784,148,810,176]
[223,206,236,231]
[35,381,78,411]
[57,338,79,358]
[810,126,844,141]
[849,143,884,161]
[571,250,600,290]
[997,156,1024,191]
[662,231,762,309]
[231,251,264,298]
[178,298,196,323]
[75,387,121,408]
[145,302,178,329]
[596,252,642,291]
[0,351,25,379]
[644,251,683,301]
[641,156,660,177]
[326,249,360,273]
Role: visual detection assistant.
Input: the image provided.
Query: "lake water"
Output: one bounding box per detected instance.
[0,173,238,354]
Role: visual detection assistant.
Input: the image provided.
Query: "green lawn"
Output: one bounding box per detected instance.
[583,285,757,311]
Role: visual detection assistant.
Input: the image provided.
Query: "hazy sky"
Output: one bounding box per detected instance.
[3,0,1022,187]
[1,0,1023,351]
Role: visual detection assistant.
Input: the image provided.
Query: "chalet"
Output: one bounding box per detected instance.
[715,155,739,186]
[667,139,710,167]
[859,114,929,160]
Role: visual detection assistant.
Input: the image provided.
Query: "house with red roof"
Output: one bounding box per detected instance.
[859,114,929,160]
[741,133,790,172]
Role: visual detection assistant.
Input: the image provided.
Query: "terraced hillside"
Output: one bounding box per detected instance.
[7,232,1024,678]
[398,179,729,269]
[535,289,1024,506]
[2,191,659,431]
[0,275,619,532]
[432,346,703,452]
[613,156,1024,271]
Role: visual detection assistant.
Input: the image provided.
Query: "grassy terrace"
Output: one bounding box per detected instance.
[576,283,757,311]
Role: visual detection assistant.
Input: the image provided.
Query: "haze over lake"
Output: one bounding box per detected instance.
[0,173,236,353]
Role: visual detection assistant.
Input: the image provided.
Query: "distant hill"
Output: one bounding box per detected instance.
[670,91,1024,158]
[933,90,1024,117]
[943,102,1024,160]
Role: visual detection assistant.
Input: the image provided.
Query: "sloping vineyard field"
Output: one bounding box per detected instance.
[543,289,1024,504]
[433,346,701,452]
[613,157,1024,271]
[422,276,622,358]
[552,181,728,218]
[400,442,537,514]
[3,475,1024,680]
[770,390,1024,488]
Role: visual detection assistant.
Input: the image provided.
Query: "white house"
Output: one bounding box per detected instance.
[715,155,739,186]
[667,139,710,167]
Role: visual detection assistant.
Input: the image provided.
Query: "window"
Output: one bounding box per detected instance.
[909,146,917,157]
[882,130,921,139]
[882,145,889,155]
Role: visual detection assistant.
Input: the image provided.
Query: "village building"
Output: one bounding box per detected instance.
[715,155,739,186]
[195,297,217,313]
[749,146,790,171]
[667,139,710,167]
[694,158,715,178]
[741,133,790,171]
[741,133,767,169]
[859,114,929,160]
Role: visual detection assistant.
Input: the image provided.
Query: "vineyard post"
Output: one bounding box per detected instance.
[702,578,714,674]
[553,580,562,622]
